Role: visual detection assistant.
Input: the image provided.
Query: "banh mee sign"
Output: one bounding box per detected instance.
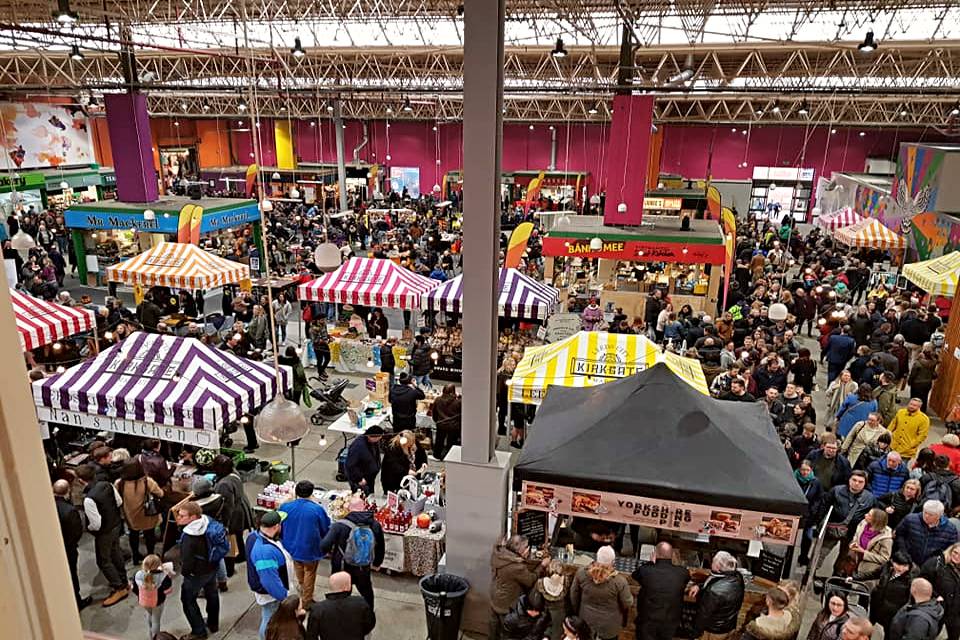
[541,237,726,264]
[521,481,799,545]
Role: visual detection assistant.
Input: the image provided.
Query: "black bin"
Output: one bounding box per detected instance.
[419,574,470,640]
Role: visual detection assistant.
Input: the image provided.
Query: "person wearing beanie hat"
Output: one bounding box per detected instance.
[931,434,960,475]
[345,425,385,495]
[570,546,633,640]
[245,510,296,640]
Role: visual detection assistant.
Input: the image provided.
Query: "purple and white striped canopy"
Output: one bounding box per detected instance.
[422,268,560,320]
[33,332,291,433]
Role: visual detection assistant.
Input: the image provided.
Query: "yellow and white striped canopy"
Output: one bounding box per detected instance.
[903,251,960,298]
[106,242,250,290]
[833,218,905,249]
[507,331,709,404]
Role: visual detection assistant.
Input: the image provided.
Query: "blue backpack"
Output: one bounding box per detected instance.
[204,518,231,565]
[340,519,375,567]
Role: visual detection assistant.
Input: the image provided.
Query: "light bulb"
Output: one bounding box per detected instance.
[52,342,62,351]
[55,366,66,374]
[104,331,113,340]
[319,434,327,447]
[366,359,374,367]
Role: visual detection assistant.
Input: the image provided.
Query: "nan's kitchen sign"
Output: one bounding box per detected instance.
[36,406,219,448]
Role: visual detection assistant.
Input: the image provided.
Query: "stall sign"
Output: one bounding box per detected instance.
[544,312,582,343]
[542,237,726,265]
[0,171,45,192]
[36,406,219,448]
[520,481,799,545]
[65,209,175,232]
[642,197,683,211]
[199,203,261,232]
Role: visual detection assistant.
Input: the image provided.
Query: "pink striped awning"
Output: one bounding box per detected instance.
[11,289,96,352]
[297,257,440,309]
[816,207,863,231]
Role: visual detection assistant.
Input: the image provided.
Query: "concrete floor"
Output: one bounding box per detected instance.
[65,276,944,639]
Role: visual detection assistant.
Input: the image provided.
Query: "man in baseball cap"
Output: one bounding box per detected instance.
[245,510,295,640]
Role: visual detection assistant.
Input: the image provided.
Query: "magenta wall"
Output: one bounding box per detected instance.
[230,120,278,168]
[193,116,952,195]
[659,125,944,181]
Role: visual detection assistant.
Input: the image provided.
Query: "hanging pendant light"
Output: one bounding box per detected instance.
[53,0,78,23]
[858,30,878,53]
[797,101,809,116]
[291,37,306,58]
[551,37,568,58]
[402,98,413,112]
[69,45,84,61]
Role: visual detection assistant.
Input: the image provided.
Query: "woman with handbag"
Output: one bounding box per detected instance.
[116,458,164,565]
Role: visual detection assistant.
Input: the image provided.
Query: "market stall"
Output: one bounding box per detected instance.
[106,241,251,290]
[11,288,96,352]
[507,331,708,404]
[903,251,960,297]
[33,331,291,447]
[541,215,726,321]
[833,217,906,250]
[297,257,439,309]
[815,207,863,231]
[513,364,807,638]
[422,267,560,321]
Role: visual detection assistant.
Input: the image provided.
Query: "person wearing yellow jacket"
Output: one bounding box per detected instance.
[889,398,931,461]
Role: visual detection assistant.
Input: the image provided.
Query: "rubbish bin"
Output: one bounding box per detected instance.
[419,574,469,640]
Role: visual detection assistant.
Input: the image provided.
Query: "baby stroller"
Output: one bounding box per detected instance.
[309,377,350,424]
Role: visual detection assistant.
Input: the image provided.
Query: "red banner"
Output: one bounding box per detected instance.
[542,237,726,265]
[521,481,799,545]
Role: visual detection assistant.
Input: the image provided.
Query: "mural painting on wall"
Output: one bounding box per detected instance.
[1,102,93,168]
[889,145,948,260]
[855,185,888,221]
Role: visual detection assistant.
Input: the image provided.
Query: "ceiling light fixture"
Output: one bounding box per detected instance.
[798,101,809,115]
[291,37,306,58]
[69,44,84,61]
[53,0,78,23]
[238,99,248,112]
[588,103,599,115]
[772,103,781,114]
[402,98,413,112]
[858,30,878,53]
[202,99,211,111]
[951,105,960,116]
[551,37,568,58]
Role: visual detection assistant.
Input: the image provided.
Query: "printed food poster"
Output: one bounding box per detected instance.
[521,481,799,545]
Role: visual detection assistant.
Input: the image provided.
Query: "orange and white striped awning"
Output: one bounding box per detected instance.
[106,242,250,290]
[833,218,906,249]
[11,289,96,352]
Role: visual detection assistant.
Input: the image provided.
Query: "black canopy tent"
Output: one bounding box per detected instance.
[513,364,807,517]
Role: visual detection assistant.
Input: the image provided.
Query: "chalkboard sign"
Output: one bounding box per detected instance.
[754,548,787,582]
[516,509,548,547]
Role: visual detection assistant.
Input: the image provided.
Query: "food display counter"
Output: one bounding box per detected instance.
[329,335,410,374]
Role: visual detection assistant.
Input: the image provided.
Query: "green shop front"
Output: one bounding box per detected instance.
[65,197,265,285]
[0,171,47,215]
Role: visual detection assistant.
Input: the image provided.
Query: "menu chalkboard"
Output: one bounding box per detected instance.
[754,548,787,581]
[517,509,548,547]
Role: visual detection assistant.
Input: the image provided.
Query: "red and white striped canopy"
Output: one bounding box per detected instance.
[106,242,250,290]
[816,207,864,231]
[11,289,96,352]
[297,257,439,309]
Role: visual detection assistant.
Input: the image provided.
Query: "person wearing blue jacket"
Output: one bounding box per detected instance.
[868,452,910,497]
[836,384,877,438]
[825,326,857,385]
[279,480,331,607]
[245,510,296,640]
[319,497,385,610]
[895,501,960,566]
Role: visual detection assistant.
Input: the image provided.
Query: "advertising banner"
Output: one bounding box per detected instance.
[521,481,798,545]
[541,237,726,264]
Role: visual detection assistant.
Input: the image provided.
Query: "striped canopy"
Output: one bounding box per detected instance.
[816,207,864,231]
[33,332,290,436]
[508,330,709,405]
[903,251,960,298]
[833,218,906,249]
[297,257,439,309]
[11,289,96,352]
[422,268,561,320]
[106,242,250,290]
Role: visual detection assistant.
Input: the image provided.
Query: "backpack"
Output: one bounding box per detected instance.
[137,576,159,609]
[922,475,953,510]
[205,518,231,565]
[339,519,375,567]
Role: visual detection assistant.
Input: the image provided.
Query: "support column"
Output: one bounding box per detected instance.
[104,93,158,203]
[333,102,349,212]
[444,0,510,633]
[0,272,85,639]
